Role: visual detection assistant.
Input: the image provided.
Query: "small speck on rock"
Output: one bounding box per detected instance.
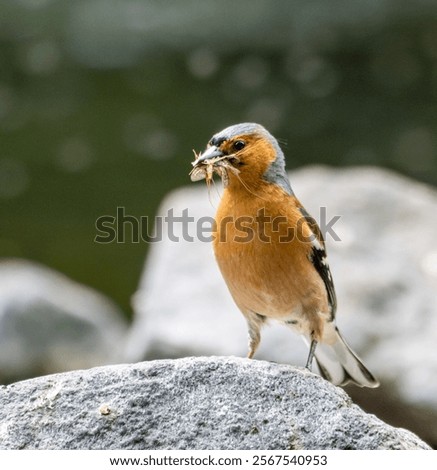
[99,404,111,416]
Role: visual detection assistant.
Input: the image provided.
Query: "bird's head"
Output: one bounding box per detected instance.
[191,123,293,195]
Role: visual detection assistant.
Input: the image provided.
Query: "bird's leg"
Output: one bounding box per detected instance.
[246,313,264,359]
[247,325,260,359]
[305,337,318,371]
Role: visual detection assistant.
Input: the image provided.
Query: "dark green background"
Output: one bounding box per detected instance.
[1,0,436,316]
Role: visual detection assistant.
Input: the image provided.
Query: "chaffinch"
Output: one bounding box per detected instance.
[191,122,379,388]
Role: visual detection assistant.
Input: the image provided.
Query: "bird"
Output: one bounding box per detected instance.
[190,122,379,388]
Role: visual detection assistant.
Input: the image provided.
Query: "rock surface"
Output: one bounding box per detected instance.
[0,357,430,450]
[0,259,127,384]
[126,166,437,447]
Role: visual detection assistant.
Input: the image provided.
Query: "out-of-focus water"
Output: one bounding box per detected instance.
[1,0,436,314]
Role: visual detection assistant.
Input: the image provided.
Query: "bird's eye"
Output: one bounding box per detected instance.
[233,140,245,151]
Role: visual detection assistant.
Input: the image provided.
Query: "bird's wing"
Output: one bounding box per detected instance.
[298,206,337,319]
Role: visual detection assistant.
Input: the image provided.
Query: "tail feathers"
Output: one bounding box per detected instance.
[313,328,379,388]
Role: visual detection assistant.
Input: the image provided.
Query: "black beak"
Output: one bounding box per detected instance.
[192,146,224,166]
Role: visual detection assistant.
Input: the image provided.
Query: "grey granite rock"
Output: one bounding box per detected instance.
[0,259,127,383]
[125,166,437,446]
[0,357,430,450]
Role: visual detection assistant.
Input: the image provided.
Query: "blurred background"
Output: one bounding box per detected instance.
[1,0,437,447]
[1,0,437,314]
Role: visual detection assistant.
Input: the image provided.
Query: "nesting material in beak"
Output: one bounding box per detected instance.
[190,149,240,187]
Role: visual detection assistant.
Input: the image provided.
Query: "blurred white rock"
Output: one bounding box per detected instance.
[126,165,437,446]
[0,258,128,383]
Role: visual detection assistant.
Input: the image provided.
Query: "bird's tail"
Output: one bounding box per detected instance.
[312,327,379,388]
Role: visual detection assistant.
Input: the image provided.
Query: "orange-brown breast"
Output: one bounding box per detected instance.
[213,180,329,329]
